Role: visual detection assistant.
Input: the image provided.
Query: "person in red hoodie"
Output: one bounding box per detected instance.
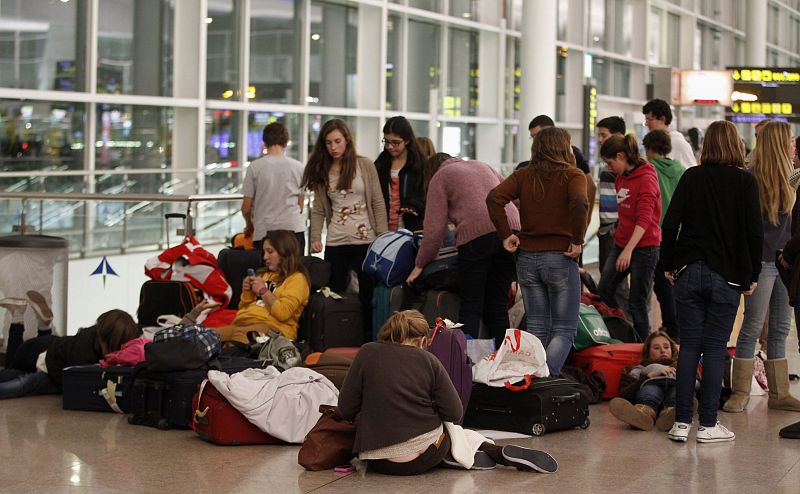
[597,134,662,342]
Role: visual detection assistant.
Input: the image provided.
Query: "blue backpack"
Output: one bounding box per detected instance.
[362,229,419,287]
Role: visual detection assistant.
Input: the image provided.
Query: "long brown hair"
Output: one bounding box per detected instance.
[301,119,358,191]
[530,127,575,171]
[750,121,795,225]
[639,330,679,367]
[95,309,140,356]
[700,120,745,168]
[423,152,454,193]
[263,229,309,284]
[600,134,645,168]
[377,310,429,345]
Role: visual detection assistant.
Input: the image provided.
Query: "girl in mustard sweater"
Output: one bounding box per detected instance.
[214,230,310,343]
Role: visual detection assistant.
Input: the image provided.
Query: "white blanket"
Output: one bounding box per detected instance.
[444,422,493,469]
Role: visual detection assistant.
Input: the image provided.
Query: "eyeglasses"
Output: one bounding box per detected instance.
[381,138,405,147]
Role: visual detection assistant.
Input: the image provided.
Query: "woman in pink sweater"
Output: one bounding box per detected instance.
[406,153,520,345]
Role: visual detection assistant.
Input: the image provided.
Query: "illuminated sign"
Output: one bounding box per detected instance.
[674,70,733,106]
[732,69,800,82]
[726,67,800,123]
[730,102,793,115]
[583,83,597,165]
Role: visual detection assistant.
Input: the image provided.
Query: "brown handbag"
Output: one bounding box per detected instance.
[298,405,356,471]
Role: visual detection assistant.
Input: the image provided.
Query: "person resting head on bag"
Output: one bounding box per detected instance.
[336,310,558,476]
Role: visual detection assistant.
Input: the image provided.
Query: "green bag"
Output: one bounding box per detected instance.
[573,304,621,350]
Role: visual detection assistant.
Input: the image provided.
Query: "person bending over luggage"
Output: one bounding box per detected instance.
[338,310,557,476]
[0,294,139,399]
[609,331,681,432]
[214,229,310,344]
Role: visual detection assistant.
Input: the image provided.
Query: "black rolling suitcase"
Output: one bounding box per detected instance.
[300,292,363,352]
[62,365,136,413]
[137,280,202,326]
[463,377,590,436]
[217,248,263,309]
[127,357,265,430]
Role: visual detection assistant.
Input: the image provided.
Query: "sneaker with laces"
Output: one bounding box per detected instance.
[667,421,691,442]
[696,422,735,443]
[0,297,27,323]
[501,445,558,473]
[26,291,53,326]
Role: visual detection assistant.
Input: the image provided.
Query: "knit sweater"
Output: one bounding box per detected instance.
[416,158,520,268]
[614,162,662,248]
[650,156,685,225]
[337,341,463,453]
[234,271,310,340]
[487,165,588,252]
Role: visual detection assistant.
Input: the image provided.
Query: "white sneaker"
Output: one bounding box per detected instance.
[667,421,691,442]
[696,422,735,443]
[26,291,53,326]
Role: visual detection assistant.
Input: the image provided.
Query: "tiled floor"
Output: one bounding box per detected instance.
[2,356,800,494]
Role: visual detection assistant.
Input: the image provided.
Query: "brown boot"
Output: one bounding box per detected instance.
[655,407,676,432]
[723,357,753,413]
[765,358,800,412]
[609,398,656,431]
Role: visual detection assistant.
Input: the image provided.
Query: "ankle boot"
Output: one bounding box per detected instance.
[609,398,656,430]
[723,357,753,413]
[655,407,676,432]
[765,358,800,412]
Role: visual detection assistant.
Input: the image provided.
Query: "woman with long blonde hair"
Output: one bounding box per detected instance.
[725,121,800,414]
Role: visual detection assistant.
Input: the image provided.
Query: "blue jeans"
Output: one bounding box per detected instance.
[517,250,581,376]
[673,262,740,427]
[636,379,676,412]
[598,246,659,342]
[456,233,516,344]
[0,369,57,399]
[736,262,792,359]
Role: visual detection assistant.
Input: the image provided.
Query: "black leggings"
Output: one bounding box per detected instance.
[6,323,54,372]
[368,433,451,476]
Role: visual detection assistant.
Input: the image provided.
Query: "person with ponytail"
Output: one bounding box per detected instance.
[725,121,800,414]
[597,134,662,342]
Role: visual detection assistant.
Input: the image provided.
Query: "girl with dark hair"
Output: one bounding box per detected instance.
[374,116,426,232]
[215,230,310,343]
[661,120,762,443]
[597,134,662,343]
[301,119,388,337]
[487,127,589,375]
[0,296,140,399]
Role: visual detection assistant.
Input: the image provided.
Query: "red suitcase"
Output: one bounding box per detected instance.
[191,379,284,446]
[568,343,643,399]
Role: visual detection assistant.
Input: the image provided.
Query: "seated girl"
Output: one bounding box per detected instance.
[337,309,557,476]
[0,292,140,399]
[610,331,680,431]
[214,229,310,344]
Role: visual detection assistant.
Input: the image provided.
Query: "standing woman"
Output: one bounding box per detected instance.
[661,120,762,443]
[725,121,800,413]
[486,127,588,375]
[302,119,388,338]
[374,116,426,232]
[597,134,662,342]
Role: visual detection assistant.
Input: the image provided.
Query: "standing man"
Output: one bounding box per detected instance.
[642,99,696,168]
[241,122,306,254]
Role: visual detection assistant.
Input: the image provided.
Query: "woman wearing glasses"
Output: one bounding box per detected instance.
[374,116,426,232]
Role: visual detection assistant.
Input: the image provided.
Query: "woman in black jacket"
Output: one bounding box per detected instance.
[374,116,426,232]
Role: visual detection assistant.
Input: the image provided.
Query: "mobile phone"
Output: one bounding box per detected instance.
[246,268,256,277]
[334,465,355,473]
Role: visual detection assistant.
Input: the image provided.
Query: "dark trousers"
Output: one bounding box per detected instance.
[369,433,451,476]
[456,233,516,344]
[598,246,659,342]
[253,232,306,257]
[653,256,678,341]
[325,243,374,340]
[673,262,740,427]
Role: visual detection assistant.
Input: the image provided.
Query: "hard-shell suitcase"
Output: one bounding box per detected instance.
[463,377,590,436]
[191,379,284,445]
[61,365,136,413]
[568,343,644,399]
[137,280,202,326]
[128,357,266,430]
[301,292,363,351]
[217,248,263,309]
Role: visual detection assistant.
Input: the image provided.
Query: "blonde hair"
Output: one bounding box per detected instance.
[377,310,429,345]
[750,121,795,225]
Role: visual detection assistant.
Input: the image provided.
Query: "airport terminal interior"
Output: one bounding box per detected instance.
[2,0,800,492]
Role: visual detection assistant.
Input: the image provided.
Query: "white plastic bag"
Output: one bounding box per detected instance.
[472,329,549,387]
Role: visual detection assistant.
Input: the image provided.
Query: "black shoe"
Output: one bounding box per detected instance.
[501,445,558,473]
[441,451,496,470]
[779,420,800,439]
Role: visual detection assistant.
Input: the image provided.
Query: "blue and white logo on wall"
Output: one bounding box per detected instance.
[90,256,119,288]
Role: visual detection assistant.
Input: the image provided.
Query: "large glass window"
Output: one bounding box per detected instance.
[446,28,478,117]
[589,0,605,49]
[450,0,478,21]
[648,7,661,64]
[205,109,239,169]
[440,122,475,159]
[768,5,780,45]
[667,13,680,66]
[0,0,86,91]
[408,0,440,12]
[307,114,355,157]
[206,0,241,101]
[613,0,632,56]
[386,14,402,111]
[407,19,440,113]
[95,104,173,193]
[557,0,568,41]
[247,111,301,162]
[309,1,358,108]
[592,56,608,95]
[249,0,301,104]
[505,38,520,120]
[97,0,173,96]
[612,61,630,97]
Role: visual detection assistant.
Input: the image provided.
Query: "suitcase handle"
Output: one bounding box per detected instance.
[193,379,210,425]
[504,374,533,391]
[551,392,581,403]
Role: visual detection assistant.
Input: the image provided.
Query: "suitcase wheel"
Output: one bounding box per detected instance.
[580,418,590,429]
[531,423,546,436]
